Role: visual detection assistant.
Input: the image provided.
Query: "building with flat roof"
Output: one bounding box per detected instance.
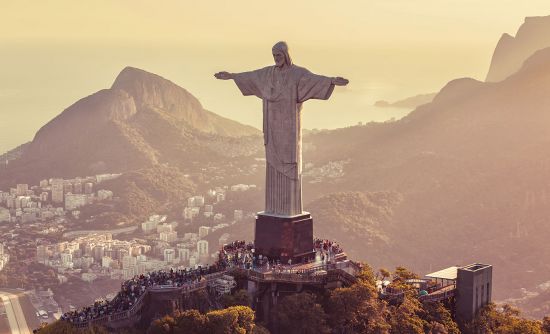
[456,263,492,328]
[425,266,459,288]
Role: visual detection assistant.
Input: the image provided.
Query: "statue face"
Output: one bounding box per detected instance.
[272,51,285,68]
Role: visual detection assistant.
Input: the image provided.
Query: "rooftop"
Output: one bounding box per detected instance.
[425,266,459,281]
[459,263,492,272]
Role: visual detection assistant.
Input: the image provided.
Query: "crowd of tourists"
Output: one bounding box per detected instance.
[61,265,221,325]
[217,238,345,271]
[61,239,346,325]
[314,238,344,262]
[218,240,263,269]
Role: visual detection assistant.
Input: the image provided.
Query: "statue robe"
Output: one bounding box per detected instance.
[234,65,335,216]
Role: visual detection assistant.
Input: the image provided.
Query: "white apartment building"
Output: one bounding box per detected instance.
[197,240,209,257]
[164,248,176,264]
[199,226,211,238]
[160,231,178,243]
[0,208,10,222]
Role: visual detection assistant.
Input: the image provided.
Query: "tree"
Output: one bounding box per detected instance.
[423,302,459,334]
[356,264,378,286]
[272,292,329,334]
[221,289,251,308]
[231,306,256,334]
[388,291,426,334]
[174,309,207,334]
[394,266,419,280]
[327,280,390,333]
[469,303,543,334]
[206,306,255,334]
[187,289,212,313]
[146,306,256,334]
[379,268,391,280]
[147,315,177,334]
[428,322,448,334]
[34,321,79,334]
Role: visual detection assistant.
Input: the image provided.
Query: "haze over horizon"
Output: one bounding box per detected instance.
[1,0,550,153]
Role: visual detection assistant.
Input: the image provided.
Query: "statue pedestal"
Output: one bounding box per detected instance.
[254,212,314,263]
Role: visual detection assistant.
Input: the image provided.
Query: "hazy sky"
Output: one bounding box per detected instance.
[1,1,550,153]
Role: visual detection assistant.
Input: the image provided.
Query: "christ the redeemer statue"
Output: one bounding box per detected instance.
[215,41,348,218]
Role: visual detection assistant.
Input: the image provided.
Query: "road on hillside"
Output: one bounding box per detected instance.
[0,291,31,334]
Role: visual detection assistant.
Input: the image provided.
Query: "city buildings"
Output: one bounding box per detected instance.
[0,174,122,224]
[197,240,208,257]
[187,196,205,207]
[0,208,10,222]
[142,215,167,234]
[51,179,64,203]
[16,184,29,196]
[0,243,8,271]
[65,193,89,211]
[199,226,210,238]
[97,190,113,201]
[160,231,177,243]
[163,248,176,264]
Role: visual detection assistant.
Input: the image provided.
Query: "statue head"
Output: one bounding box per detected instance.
[272,41,292,68]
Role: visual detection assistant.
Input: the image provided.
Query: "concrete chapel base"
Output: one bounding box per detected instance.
[254,211,315,263]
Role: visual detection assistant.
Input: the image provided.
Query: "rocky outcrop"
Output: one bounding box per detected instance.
[486,16,550,82]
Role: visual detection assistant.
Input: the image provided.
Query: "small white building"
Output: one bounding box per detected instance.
[197,240,209,257]
[199,226,211,238]
[0,208,10,223]
[160,231,178,243]
[97,190,113,201]
[81,273,97,282]
[163,248,176,264]
[209,275,237,296]
[102,256,112,268]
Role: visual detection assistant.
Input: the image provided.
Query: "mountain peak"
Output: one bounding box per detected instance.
[486,15,550,82]
[111,66,204,115]
[112,66,168,89]
[432,77,484,105]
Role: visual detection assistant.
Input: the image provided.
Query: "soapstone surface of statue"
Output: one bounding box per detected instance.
[215,41,349,216]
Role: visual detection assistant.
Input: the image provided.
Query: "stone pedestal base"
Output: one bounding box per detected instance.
[254,212,314,263]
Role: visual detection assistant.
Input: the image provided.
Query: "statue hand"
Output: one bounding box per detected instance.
[332,77,349,86]
[215,71,234,80]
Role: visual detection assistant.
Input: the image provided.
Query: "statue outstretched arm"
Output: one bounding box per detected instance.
[216,68,267,99]
[214,71,235,80]
[331,77,349,86]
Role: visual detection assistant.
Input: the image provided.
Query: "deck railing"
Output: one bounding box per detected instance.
[68,259,357,328]
[419,285,456,302]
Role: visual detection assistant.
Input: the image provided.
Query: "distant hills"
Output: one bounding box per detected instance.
[374,92,436,109]
[306,191,402,261]
[0,67,262,188]
[302,46,550,307]
[486,15,550,82]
